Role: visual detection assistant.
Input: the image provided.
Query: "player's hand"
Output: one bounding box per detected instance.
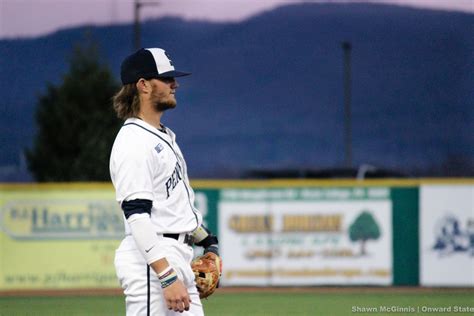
[162,279,191,313]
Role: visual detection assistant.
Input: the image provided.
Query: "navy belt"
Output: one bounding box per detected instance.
[163,233,194,246]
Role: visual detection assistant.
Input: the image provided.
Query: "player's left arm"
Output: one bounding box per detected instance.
[191,224,222,298]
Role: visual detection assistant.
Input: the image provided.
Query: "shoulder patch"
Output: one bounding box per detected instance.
[154,143,164,154]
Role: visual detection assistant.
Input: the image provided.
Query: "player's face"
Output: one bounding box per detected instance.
[149,77,178,112]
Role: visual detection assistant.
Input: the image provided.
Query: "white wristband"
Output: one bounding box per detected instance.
[157,266,173,278]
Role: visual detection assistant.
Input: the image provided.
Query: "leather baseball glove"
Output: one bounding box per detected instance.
[191,252,222,299]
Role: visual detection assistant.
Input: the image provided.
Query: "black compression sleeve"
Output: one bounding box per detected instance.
[121,199,152,219]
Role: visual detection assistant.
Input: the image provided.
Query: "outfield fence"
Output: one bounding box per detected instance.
[0,179,472,293]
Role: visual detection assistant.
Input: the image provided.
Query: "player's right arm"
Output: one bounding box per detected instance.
[111,133,190,312]
[124,202,191,312]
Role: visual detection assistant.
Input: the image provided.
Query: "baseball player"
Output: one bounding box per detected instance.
[110,48,219,315]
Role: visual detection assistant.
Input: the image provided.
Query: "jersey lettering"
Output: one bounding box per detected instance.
[165,162,183,198]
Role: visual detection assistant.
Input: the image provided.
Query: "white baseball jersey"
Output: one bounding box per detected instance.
[110,117,203,235]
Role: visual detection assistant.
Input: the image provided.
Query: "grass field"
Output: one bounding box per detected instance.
[1,289,473,315]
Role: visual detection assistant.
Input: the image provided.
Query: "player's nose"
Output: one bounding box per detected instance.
[171,79,179,89]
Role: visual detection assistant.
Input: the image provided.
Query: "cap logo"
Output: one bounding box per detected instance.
[146,48,175,75]
[164,52,174,66]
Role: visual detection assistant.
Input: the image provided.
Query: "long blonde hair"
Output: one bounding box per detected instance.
[112,84,140,120]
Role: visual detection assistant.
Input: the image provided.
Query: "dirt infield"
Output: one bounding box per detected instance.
[1,286,472,297]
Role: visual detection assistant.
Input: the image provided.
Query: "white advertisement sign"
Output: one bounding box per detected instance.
[420,185,474,287]
[219,188,393,286]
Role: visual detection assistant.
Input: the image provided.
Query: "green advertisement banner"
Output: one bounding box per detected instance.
[219,187,393,286]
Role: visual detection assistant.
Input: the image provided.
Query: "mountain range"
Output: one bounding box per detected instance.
[0,3,473,180]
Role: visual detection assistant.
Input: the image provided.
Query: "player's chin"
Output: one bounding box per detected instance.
[166,95,177,107]
[167,99,177,109]
[155,100,177,111]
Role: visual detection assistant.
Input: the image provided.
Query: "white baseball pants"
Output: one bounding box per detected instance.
[115,235,204,316]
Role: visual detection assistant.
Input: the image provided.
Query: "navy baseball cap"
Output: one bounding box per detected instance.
[120,48,191,84]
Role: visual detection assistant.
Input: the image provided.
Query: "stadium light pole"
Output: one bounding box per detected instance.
[134,0,159,51]
[342,41,353,169]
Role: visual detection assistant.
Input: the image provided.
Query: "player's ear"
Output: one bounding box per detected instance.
[136,78,149,93]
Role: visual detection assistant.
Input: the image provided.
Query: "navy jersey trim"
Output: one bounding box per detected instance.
[123,122,199,230]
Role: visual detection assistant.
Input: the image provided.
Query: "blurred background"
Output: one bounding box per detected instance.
[0,0,473,314]
[0,0,473,182]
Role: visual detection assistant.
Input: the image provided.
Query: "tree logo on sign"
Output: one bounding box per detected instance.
[349,211,381,256]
